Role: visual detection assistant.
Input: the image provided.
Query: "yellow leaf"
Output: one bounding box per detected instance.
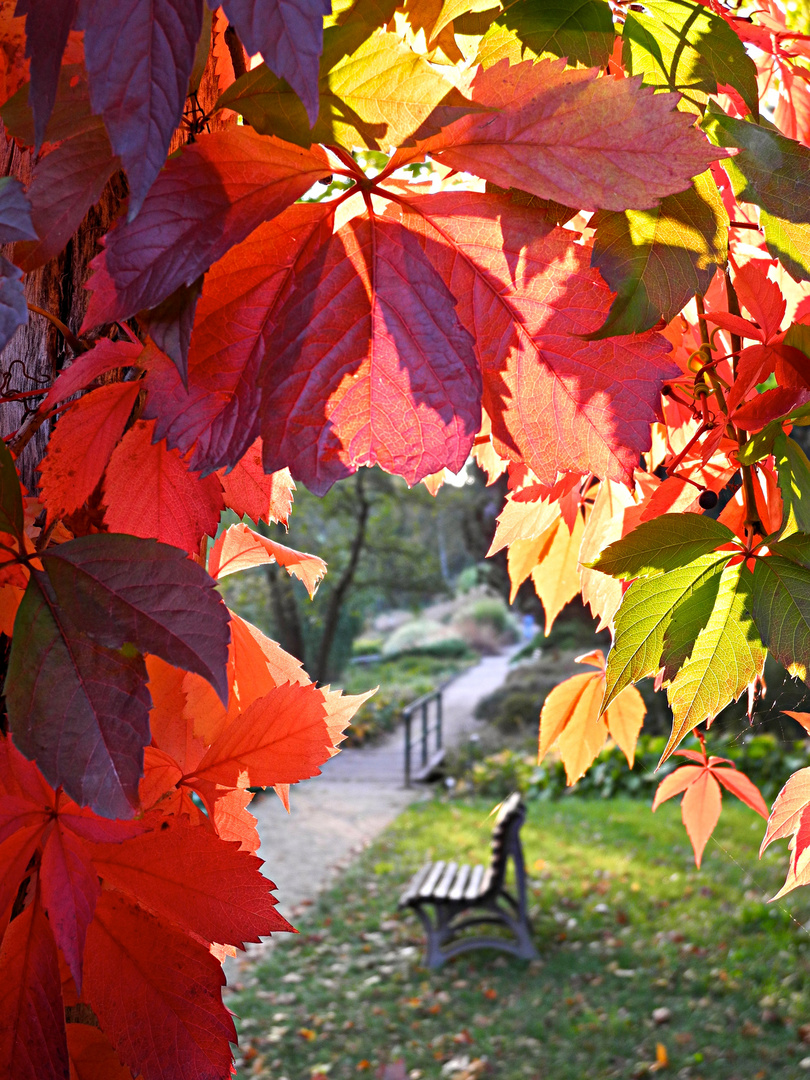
[531,512,585,633]
[507,526,555,603]
[578,479,635,631]
[538,670,608,784]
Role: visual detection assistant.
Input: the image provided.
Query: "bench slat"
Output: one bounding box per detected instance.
[432,862,458,900]
[464,864,485,900]
[400,862,433,906]
[420,860,447,898]
[447,863,470,901]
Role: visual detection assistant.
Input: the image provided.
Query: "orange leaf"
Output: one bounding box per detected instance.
[145,656,205,774]
[0,583,24,636]
[208,522,326,597]
[712,766,769,819]
[190,680,333,788]
[531,512,585,634]
[538,670,607,785]
[652,765,704,810]
[103,419,223,552]
[783,710,810,736]
[761,767,810,855]
[680,769,722,868]
[488,487,559,555]
[218,439,294,526]
[39,382,140,520]
[604,685,646,768]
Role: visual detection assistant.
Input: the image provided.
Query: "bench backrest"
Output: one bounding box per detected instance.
[482,792,526,894]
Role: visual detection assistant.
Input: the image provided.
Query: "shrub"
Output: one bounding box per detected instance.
[448,732,810,805]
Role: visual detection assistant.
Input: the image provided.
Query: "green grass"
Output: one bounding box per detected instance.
[228,798,810,1079]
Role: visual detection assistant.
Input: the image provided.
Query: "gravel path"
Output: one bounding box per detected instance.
[225,649,517,984]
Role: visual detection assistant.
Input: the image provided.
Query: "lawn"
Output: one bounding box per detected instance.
[227,797,810,1080]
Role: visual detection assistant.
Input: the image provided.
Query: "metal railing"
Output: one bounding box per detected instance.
[403,686,444,788]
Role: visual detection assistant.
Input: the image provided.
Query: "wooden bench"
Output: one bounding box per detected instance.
[399,792,537,969]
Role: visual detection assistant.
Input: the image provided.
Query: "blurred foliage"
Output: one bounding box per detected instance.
[448,731,810,805]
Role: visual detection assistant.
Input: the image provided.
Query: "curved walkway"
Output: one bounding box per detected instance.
[226,649,518,984]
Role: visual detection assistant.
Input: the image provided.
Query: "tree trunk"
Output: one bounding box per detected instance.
[314,471,370,684]
[264,563,308,665]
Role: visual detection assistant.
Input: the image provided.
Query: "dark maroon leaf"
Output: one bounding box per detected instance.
[40,533,230,703]
[0,176,36,243]
[137,275,204,386]
[218,0,331,125]
[259,214,480,494]
[81,129,332,327]
[14,127,119,272]
[77,0,203,219]
[0,256,29,353]
[7,573,152,818]
[15,0,79,151]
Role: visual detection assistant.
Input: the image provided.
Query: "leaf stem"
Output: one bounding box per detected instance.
[27,304,86,356]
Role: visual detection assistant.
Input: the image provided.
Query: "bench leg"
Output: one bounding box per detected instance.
[410,899,537,969]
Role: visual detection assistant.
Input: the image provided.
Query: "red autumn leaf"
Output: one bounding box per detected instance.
[221,0,331,124]
[88,817,291,945]
[783,710,810,736]
[77,0,203,218]
[143,202,334,473]
[259,213,481,494]
[208,522,326,598]
[15,0,78,150]
[0,899,68,1080]
[732,385,810,430]
[40,338,143,412]
[400,58,720,210]
[39,381,140,520]
[731,258,786,341]
[653,745,768,867]
[39,821,99,992]
[218,441,294,526]
[395,190,678,484]
[82,130,332,327]
[66,1023,132,1080]
[15,127,119,272]
[145,655,205,774]
[190,679,332,788]
[83,890,236,1080]
[103,419,224,553]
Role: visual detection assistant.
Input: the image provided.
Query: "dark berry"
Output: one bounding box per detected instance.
[698,489,719,510]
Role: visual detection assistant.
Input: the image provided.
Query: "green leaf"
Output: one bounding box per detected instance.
[588,512,735,580]
[769,532,810,569]
[662,562,766,761]
[217,29,483,151]
[603,551,731,709]
[477,0,615,70]
[703,111,810,224]
[774,432,810,538]
[587,169,728,337]
[659,558,725,681]
[752,551,810,682]
[0,435,23,541]
[761,210,810,283]
[737,423,781,465]
[622,0,758,118]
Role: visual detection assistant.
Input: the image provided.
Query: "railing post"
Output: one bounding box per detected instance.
[404,710,412,788]
[421,701,428,767]
[436,690,443,754]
